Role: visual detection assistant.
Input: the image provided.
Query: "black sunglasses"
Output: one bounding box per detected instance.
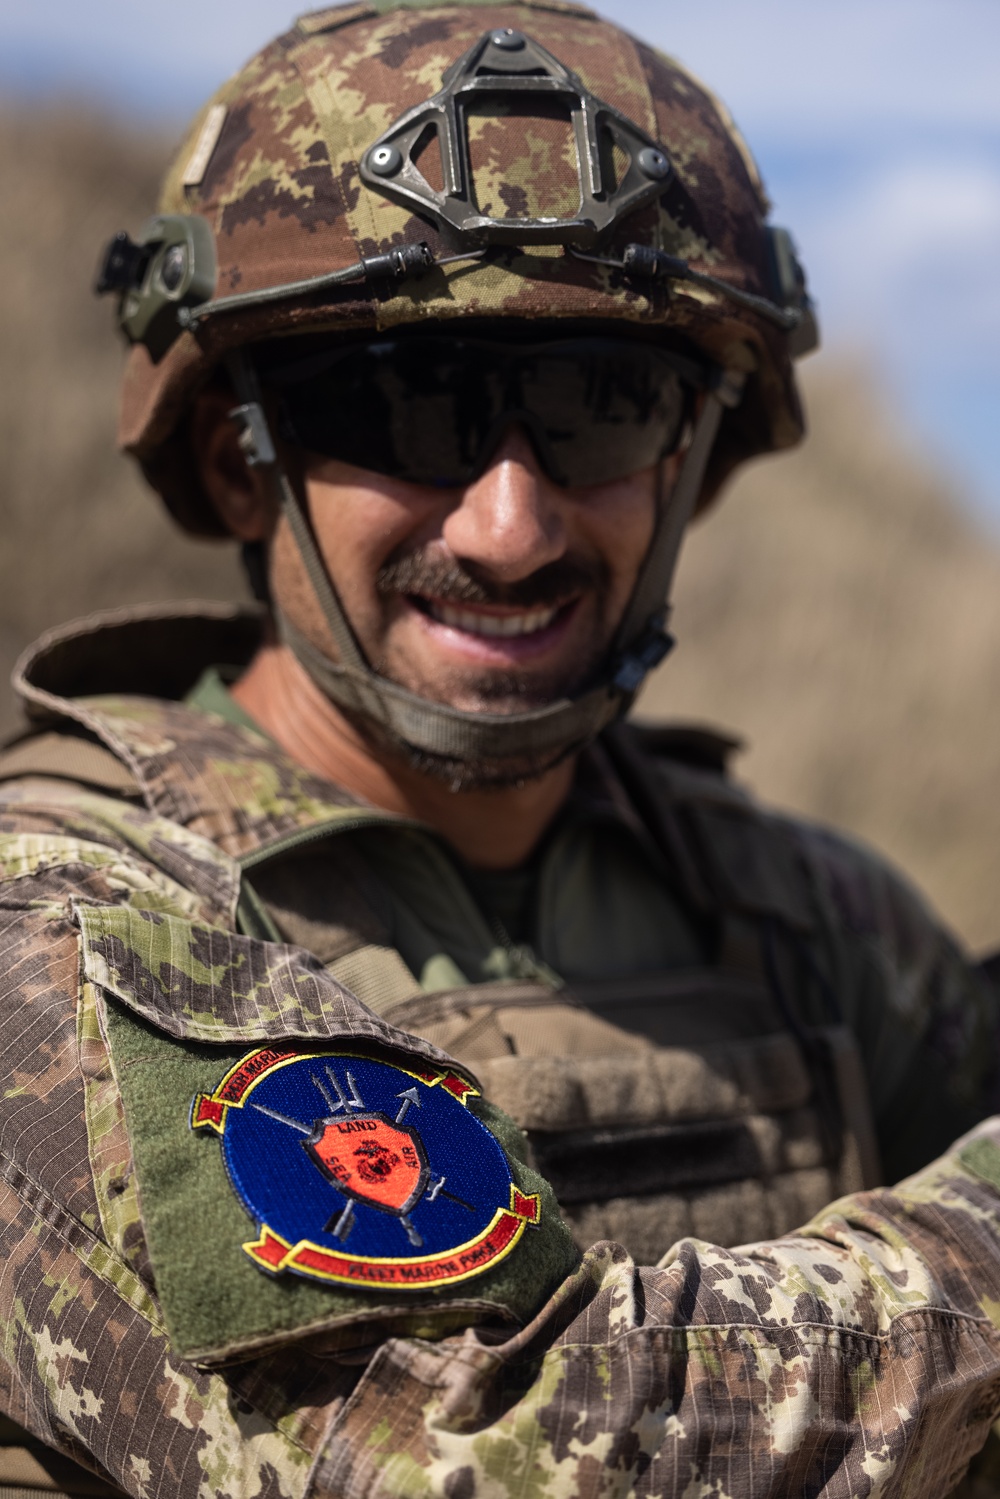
[262,334,707,489]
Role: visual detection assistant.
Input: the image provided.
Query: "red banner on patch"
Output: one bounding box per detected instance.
[191,1048,304,1133]
[412,1066,479,1104]
[243,1186,540,1288]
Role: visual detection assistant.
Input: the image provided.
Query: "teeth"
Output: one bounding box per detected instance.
[427,601,559,637]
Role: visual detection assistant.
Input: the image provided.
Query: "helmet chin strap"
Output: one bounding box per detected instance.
[226,353,744,767]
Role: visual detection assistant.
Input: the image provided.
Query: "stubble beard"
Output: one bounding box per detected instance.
[355,546,615,790]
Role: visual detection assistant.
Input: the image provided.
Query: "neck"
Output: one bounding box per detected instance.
[231,640,575,869]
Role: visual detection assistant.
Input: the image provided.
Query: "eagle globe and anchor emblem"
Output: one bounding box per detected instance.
[191,1050,541,1289]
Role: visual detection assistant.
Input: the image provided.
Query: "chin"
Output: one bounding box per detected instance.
[401,740,581,793]
[342,648,613,790]
[341,700,581,793]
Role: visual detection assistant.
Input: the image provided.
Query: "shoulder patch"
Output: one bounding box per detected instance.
[99,995,576,1362]
[192,1049,540,1290]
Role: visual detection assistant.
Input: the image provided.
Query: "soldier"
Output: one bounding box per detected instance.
[3,2,1000,1495]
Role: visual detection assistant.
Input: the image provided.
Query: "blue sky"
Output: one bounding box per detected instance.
[3,0,998,516]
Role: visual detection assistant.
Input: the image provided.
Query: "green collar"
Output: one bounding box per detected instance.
[186,665,268,738]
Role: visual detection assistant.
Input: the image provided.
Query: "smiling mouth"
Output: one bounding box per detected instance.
[409,597,568,638]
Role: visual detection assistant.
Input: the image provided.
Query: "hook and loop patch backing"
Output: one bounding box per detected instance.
[90,946,576,1364]
[192,1049,540,1290]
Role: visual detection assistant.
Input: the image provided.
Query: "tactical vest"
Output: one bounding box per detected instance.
[0,717,881,1279]
[233,725,882,1265]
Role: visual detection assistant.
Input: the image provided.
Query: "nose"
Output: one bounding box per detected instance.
[440,425,569,583]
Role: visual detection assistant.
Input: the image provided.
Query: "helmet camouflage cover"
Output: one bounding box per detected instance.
[113,0,813,536]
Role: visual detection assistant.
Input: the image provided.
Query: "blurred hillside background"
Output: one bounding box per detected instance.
[3,85,1000,952]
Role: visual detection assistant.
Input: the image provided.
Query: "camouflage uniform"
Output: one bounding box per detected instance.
[1,603,1000,1497]
[7,3,1000,1493]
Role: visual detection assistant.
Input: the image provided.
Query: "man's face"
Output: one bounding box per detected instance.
[270,423,661,727]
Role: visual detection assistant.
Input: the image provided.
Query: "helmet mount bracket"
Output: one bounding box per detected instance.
[360,29,674,248]
[95,214,217,361]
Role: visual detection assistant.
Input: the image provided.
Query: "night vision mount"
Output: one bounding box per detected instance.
[360,27,673,247]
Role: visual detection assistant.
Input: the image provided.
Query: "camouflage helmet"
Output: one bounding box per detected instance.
[98,0,817,774]
[104,0,815,536]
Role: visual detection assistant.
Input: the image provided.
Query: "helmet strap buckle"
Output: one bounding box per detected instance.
[613,619,675,695]
[228,401,277,468]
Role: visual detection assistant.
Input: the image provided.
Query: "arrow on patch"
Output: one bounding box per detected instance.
[395,1087,422,1124]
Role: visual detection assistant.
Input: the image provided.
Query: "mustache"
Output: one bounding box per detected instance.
[375,549,607,609]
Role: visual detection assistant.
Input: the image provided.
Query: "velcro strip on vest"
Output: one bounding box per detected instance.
[0,731,141,796]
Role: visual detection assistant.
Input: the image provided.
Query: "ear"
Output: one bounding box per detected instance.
[190,387,277,541]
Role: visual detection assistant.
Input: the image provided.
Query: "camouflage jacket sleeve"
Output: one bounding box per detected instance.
[4,779,1000,1498]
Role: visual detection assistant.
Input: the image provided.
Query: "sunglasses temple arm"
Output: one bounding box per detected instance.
[612,370,746,693]
[226,352,371,677]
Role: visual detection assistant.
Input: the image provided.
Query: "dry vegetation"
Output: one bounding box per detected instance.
[648,372,1000,950]
[3,103,1000,948]
[0,102,242,702]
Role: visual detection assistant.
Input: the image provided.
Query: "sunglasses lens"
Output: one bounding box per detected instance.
[273,337,691,486]
[275,341,478,484]
[516,344,688,486]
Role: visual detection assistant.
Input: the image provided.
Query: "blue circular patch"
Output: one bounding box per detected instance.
[191,1049,540,1290]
